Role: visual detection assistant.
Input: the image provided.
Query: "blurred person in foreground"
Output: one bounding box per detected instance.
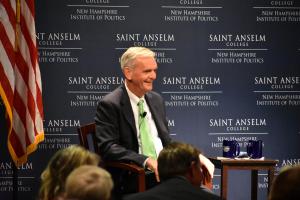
[124,142,220,200]
[38,145,100,200]
[65,165,113,200]
[94,47,214,193]
[268,164,300,200]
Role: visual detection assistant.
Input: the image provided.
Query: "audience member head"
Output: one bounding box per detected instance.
[65,165,113,200]
[120,47,157,97]
[158,142,203,187]
[269,164,300,200]
[39,145,100,200]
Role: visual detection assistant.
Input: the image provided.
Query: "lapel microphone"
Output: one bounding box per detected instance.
[141,112,147,118]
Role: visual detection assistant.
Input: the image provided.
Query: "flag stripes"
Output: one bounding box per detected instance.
[0,0,44,166]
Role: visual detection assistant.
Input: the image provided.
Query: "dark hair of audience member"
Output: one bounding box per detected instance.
[158,142,201,181]
[269,164,300,200]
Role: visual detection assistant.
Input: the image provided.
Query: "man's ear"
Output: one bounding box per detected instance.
[123,67,132,80]
[190,161,198,176]
[186,161,197,178]
[186,161,202,187]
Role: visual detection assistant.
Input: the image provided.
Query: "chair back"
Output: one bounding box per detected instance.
[77,122,146,192]
[77,122,98,152]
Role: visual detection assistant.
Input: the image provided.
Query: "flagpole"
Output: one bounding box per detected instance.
[12,163,18,200]
[13,1,21,199]
[15,0,21,51]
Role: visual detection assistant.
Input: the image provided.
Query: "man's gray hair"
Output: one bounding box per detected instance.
[120,47,155,70]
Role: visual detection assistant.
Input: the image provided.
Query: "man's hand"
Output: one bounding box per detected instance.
[199,154,214,178]
[146,157,160,182]
[199,154,214,190]
[202,164,213,190]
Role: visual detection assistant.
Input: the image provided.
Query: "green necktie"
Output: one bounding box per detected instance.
[138,99,157,159]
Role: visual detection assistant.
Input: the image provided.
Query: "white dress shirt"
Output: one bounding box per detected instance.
[125,83,164,157]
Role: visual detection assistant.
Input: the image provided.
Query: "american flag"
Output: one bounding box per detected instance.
[0,0,44,166]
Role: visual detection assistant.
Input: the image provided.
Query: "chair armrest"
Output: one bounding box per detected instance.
[104,161,145,175]
[104,161,146,192]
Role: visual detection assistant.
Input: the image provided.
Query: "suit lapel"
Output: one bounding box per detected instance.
[120,86,137,136]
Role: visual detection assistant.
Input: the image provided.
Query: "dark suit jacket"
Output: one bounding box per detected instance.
[123,176,221,200]
[95,85,171,166]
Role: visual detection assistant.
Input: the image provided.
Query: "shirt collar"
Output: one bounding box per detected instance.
[125,82,145,105]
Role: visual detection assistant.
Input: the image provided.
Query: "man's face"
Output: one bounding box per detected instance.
[124,56,157,97]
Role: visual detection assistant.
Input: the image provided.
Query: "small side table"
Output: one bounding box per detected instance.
[209,157,278,200]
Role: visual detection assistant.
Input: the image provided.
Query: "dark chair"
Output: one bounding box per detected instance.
[77,122,146,192]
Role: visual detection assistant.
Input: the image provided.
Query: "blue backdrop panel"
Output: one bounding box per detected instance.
[0,0,299,199]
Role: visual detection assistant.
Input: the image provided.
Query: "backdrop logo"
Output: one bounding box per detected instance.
[256,1,299,22]
[179,0,203,5]
[69,1,127,22]
[115,33,176,64]
[44,119,80,133]
[254,76,300,89]
[271,158,300,173]
[163,0,220,23]
[0,162,33,171]
[37,32,81,63]
[41,119,79,150]
[85,0,110,4]
[209,33,266,64]
[46,119,80,127]
[0,162,34,192]
[37,32,80,46]
[162,76,221,107]
[254,76,300,106]
[115,33,175,47]
[281,158,300,167]
[209,34,266,46]
[68,76,124,90]
[162,76,220,90]
[209,118,267,131]
[209,118,268,148]
[67,76,124,107]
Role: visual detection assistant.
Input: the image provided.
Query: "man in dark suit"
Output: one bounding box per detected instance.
[124,142,221,200]
[95,47,171,183]
[95,47,214,194]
